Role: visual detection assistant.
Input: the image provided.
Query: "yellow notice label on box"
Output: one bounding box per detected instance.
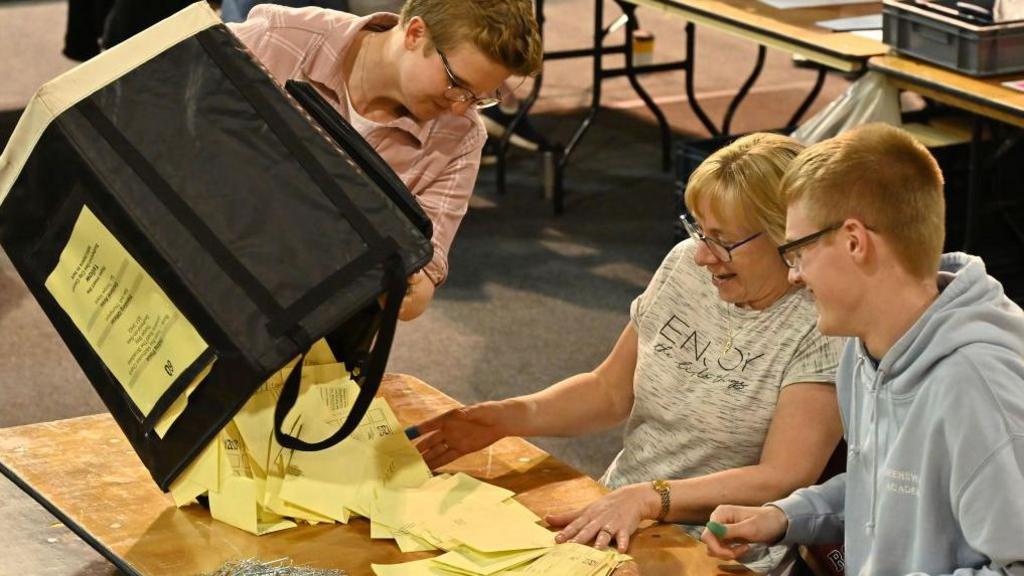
[45,206,207,416]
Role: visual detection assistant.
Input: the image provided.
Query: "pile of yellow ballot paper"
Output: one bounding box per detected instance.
[367,468,630,574]
[372,542,631,575]
[167,340,631,575]
[168,339,433,534]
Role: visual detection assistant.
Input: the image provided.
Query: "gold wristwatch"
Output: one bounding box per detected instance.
[651,479,671,521]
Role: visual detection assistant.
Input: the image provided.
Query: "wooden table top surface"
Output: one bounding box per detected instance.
[0,373,749,576]
[625,0,888,71]
[869,54,1024,128]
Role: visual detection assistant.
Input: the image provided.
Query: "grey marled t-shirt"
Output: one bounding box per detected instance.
[601,239,841,488]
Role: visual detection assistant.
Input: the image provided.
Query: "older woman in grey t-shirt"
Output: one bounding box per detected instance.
[411,133,843,572]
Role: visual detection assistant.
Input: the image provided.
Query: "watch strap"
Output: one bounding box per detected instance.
[652,479,671,521]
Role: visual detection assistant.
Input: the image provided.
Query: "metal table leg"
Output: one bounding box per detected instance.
[618,0,674,170]
[683,22,719,138]
[785,65,828,132]
[965,116,984,251]
[721,45,766,137]
[496,0,688,213]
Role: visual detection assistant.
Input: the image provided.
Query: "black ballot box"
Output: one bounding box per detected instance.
[0,2,431,490]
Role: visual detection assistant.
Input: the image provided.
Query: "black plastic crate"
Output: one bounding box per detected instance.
[883,0,1024,77]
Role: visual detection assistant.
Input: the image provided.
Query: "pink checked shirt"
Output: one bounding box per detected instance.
[228,5,486,285]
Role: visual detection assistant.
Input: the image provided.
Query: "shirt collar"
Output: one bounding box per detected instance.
[303,12,434,146]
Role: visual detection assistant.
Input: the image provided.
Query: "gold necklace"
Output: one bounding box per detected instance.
[722,303,739,355]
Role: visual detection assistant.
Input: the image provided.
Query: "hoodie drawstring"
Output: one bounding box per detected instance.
[852,353,883,536]
[851,356,864,459]
[865,367,884,536]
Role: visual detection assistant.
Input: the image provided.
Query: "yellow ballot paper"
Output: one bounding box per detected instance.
[372,472,529,553]
[232,356,303,477]
[272,362,431,521]
[208,422,296,535]
[263,457,338,525]
[372,558,461,576]
[433,546,549,575]
[421,498,556,553]
[153,361,214,439]
[165,354,443,540]
[395,531,438,553]
[233,353,345,477]
[44,206,208,416]
[502,498,542,523]
[278,429,368,523]
[373,473,453,552]
[513,543,632,575]
[371,519,437,553]
[303,338,338,365]
[168,433,218,507]
[345,398,433,518]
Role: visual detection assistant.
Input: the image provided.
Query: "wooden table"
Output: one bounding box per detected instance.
[0,374,746,576]
[622,0,890,143]
[511,0,889,214]
[869,55,1024,129]
[868,55,1024,250]
[627,0,888,73]
[0,473,117,575]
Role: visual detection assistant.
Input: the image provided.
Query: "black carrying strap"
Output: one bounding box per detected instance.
[273,252,406,451]
[283,80,431,238]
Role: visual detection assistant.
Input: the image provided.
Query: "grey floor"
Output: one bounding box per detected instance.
[0,1,855,573]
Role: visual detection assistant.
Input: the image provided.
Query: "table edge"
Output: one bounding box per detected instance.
[0,458,142,576]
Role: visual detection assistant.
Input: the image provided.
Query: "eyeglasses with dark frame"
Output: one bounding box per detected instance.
[436,48,502,109]
[777,223,842,269]
[679,213,763,263]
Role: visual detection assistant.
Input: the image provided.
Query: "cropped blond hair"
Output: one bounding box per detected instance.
[780,123,945,279]
[400,0,543,77]
[684,133,804,245]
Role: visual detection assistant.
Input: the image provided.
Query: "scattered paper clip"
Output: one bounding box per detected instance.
[200,557,348,576]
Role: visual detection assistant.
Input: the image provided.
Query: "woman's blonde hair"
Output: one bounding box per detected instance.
[400,0,543,77]
[780,123,945,280]
[684,133,804,245]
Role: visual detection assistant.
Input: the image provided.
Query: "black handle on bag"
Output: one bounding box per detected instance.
[272,253,407,451]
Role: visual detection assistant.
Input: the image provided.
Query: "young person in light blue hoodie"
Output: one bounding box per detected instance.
[699,123,1024,575]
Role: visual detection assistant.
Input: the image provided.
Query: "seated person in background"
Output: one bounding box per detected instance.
[410,133,844,573]
[228,0,543,319]
[701,124,1024,575]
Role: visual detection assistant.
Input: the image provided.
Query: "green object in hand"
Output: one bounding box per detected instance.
[706,520,728,538]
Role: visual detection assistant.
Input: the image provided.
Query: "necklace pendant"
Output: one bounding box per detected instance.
[721,336,733,355]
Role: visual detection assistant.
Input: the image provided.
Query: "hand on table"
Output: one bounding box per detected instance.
[411,401,510,469]
[700,505,788,560]
[545,483,659,553]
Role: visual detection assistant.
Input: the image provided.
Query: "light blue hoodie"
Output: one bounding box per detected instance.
[773,253,1024,575]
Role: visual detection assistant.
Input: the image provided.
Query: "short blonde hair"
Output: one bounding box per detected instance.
[401,0,543,78]
[684,133,804,245]
[780,123,945,279]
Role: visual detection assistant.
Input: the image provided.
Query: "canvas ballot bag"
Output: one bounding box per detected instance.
[0,2,432,490]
